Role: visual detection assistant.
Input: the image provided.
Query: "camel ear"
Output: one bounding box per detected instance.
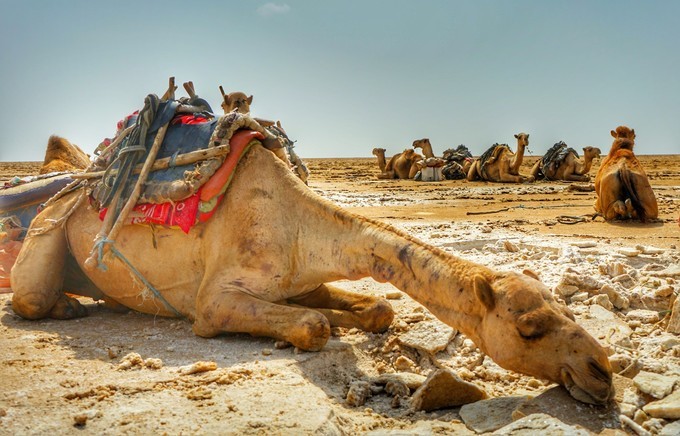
[514,134,519,139]
[247,95,253,105]
[631,129,635,139]
[276,120,282,128]
[473,275,495,310]
[522,269,540,281]
[610,130,617,138]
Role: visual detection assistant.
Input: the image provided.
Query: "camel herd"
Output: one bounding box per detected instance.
[374,126,658,222]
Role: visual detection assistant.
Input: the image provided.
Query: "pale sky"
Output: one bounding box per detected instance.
[1,0,679,162]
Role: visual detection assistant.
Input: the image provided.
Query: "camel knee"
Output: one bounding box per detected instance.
[12,291,59,320]
[359,298,394,332]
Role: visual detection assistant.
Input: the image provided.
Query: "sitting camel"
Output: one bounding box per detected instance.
[531,143,602,182]
[594,126,657,221]
[467,133,534,183]
[375,148,423,179]
[11,112,612,406]
[39,136,91,174]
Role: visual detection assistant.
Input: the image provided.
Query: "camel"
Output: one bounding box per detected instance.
[11,117,612,406]
[594,126,657,221]
[219,87,253,115]
[376,148,423,179]
[531,143,602,182]
[467,133,534,183]
[372,147,387,173]
[39,136,91,174]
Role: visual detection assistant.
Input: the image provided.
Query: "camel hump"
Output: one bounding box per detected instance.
[40,136,91,174]
[618,164,648,222]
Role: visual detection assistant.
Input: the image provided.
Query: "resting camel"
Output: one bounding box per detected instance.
[531,144,602,182]
[467,133,534,183]
[39,136,91,174]
[594,126,657,221]
[376,148,423,179]
[372,147,387,173]
[11,119,612,406]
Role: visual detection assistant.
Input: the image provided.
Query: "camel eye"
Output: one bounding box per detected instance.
[517,312,547,340]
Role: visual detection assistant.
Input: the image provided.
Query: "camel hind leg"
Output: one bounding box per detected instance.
[11,227,87,320]
[288,283,394,332]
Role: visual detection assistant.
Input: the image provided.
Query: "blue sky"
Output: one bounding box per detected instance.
[1,1,678,161]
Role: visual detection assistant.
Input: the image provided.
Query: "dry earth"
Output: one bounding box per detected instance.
[1,155,679,435]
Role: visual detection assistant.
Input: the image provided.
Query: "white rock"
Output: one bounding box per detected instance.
[572,240,597,248]
[571,292,590,302]
[643,390,680,419]
[668,296,680,334]
[503,240,519,252]
[578,305,633,353]
[625,309,660,324]
[633,371,677,399]
[599,283,629,310]
[586,294,613,311]
[636,245,665,255]
[495,413,590,435]
[555,283,580,297]
[619,248,641,257]
[459,396,530,433]
[398,321,456,354]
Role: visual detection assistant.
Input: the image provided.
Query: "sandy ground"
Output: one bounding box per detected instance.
[0,155,679,435]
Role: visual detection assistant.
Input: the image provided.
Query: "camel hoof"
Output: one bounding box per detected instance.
[359,299,394,333]
[49,295,88,320]
[291,312,331,351]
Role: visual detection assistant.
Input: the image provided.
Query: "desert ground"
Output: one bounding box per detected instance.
[1,154,679,435]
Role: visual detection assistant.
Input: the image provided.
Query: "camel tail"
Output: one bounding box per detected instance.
[618,164,647,222]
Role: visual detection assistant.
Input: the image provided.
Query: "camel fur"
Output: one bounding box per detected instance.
[467,133,534,183]
[531,145,602,182]
[594,126,658,221]
[39,136,90,174]
[12,131,613,405]
[375,148,423,179]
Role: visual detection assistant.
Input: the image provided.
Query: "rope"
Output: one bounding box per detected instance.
[94,237,183,318]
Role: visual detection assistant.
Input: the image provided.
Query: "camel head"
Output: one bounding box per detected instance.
[611,125,635,141]
[372,147,386,157]
[514,132,530,148]
[583,146,602,160]
[220,90,253,115]
[471,270,613,405]
[412,138,431,150]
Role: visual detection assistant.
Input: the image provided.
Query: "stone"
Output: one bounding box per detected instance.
[346,380,372,407]
[613,373,635,403]
[599,261,626,278]
[612,274,635,289]
[398,320,456,354]
[503,240,519,252]
[560,272,602,291]
[459,396,530,433]
[495,413,590,435]
[668,296,680,334]
[570,292,589,302]
[372,372,427,390]
[659,419,680,435]
[599,284,629,310]
[618,248,640,257]
[385,291,402,300]
[633,371,677,399]
[609,354,634,375]
[578,305,633,353]
[586,294,613,311]
[625,309,660,324]
[393,355,415,372]
[636,245,665,255]
[646,265,680,279]
[410,368,487,411]
[512,386,621,433]
[555,283,580,297]
[572,240,597,248]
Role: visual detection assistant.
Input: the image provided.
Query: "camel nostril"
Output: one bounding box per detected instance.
[588,358,612,383]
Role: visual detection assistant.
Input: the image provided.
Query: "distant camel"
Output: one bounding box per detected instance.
[467,133,534,183]
[594,126,657,221]
[531,142,602,182]
[375,148,423,179]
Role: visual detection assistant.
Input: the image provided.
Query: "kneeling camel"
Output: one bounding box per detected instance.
[12,124,612,405]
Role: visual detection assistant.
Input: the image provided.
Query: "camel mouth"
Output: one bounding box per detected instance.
[560,366,612,405]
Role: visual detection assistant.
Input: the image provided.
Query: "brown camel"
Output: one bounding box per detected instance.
[12,120,612,405]
[531,144,602,182]
[467,133,534,183]
[594,126,658,221]
[377,148,423,179]
[372,147,387,173]
[39,136,90,174]
[219,87,253,115]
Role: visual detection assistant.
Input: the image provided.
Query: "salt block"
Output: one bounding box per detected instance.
[495,413,590,435]
[410,368,487,411]
[643,389,680,419]
[512,386,621,433]
[398,320,456,354]
[459,396,530,433]
[578,305,633,353]
[633,371,676,399]
[668,296,680,334]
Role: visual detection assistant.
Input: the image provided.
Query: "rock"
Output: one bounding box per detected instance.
[459,396,530,433]
[385,291,402,300]
[586,294,613,311]
[572,240,597,248]
[578,305,633,353]
[570,292,589,302]
[599,284,629,310]
[613,373,635,403]
[178,361,217,375]
[555,283,580,298]
[625,309,660,324]
[659,419,680,435]
[633,371,677,399]
[668,296,680,334]
[600,261,626,278]
[612,274,635,289]
[372,372,427,390]
[636,245,665,255]
[559,272,601,291]
[512,386,621,433]
[410,368,487,412]
[503,240,519,252]
[398,320,456,354]
[495,413,590,435]
[618,248,640,257]
[393,355,415,372]
[609,354,634,375]
[346,380,372,407]
[646,265,680,278]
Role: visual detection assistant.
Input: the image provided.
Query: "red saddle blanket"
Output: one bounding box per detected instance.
[99,129,264,233]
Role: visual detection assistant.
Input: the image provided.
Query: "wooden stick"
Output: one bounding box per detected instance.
[161,77,177,101]
[183,81,196,99]
[106,122,171,247]
[71,143,232,180]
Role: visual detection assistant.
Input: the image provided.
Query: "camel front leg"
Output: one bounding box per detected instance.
[11,229,87,320]
[288,283,394,332]
[466,160,481,181]
[192,285,331,351]
[498,172,527,183]
[565,173,590,182]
